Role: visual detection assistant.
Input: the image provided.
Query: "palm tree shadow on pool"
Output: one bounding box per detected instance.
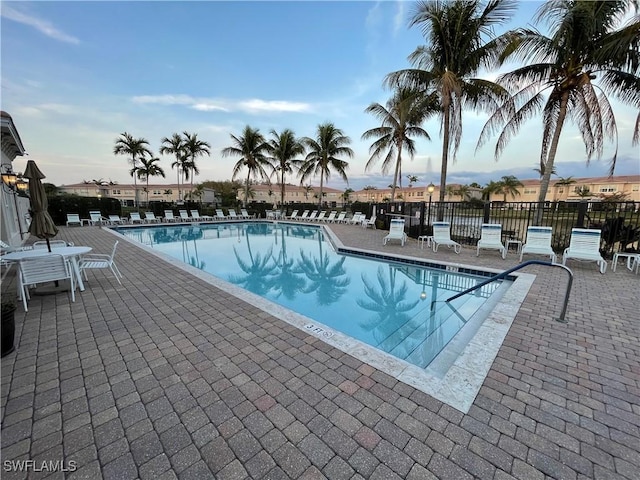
[270,228,307,300]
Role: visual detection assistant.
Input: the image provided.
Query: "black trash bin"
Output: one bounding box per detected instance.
[1,302,16,357]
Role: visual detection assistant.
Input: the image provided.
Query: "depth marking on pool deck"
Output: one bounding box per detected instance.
[110,225,535,413]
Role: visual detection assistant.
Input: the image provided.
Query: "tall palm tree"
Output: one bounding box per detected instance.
[455,184,471,201]
[114,132,152,208]
[182,131,211,199]
[482,180,503,201]
[221,126,270,206]
[134,156,166,205]
[386,0,517,218]
[159,133,186,201]
[498,175,523,202]
[362,87,436,202]
[480,0,640,224]
[300,123,353,210]
[265,129,305,207]
[407,175,419,187]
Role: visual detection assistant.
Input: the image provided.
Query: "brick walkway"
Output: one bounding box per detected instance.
[1,223,638,479]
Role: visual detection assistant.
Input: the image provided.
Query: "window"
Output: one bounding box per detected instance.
[632,185,639,192]
[112,189,121,195]
[524,188,536,194]
[558,188,564,193]
[599,185,616,193]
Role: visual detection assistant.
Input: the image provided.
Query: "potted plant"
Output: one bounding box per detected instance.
[1,301,16,357]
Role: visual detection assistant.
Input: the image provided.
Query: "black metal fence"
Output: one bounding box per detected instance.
[372,201,639,258]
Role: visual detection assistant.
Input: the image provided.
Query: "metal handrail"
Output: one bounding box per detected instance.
[446,260,574,323]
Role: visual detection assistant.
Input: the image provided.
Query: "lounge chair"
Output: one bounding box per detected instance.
[162,210,175,222]
[297,210,309,221]
[88,211,110,226]
[18,255,75,311]
[215,209,226,220]
[80,241,123,285]
[144,212,161,223]
[335,212,347,223]
[383,219,407,246]
[562,228,607,273]
[109,215,127,225]
[350,213,364,225]
[476,224,506,259]
[129,212,145,224]
[315,211,327,222]
[227,209,239,220]
[362,215,377,229]
[325,211,337,223]
[240,208,253,219]
[432,221,461,254]
[519,226,557,263]
[179,210,192,222]
[66,214,83,227]
[190,210,213,221]
[288,210,299,220]
[306,211,318,222]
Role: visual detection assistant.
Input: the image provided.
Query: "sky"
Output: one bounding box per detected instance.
[1,0,639,191]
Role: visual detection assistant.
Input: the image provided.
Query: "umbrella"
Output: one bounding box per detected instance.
[23,160,58,252]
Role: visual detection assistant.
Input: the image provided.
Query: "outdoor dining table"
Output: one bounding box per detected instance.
[2,246,92,292]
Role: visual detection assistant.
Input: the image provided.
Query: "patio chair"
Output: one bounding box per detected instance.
[288,210,299,220]
[325,211,337,223]
[519,226,557,263]
[432,222,461,254]
[383,219,407,246]
[306,211,318,222]
[144,212,161,223]
[362,215,377,229]
[129,212,145,224]
[80,241,123,285]
[215,209,226,220]
[109,215,127,225]
[164,210,178,222]
[190,210,214,221]
[33,240,73,249]
[240,208,253,219]
[335,212,347,223]
[227,209,239,220]
[350,212,364,225]
[297,210,309,221]
[562,228,607,274]
[315,211,327,222]
[66,214,82,227]
[88,211,110,226]
[476,224,506,259]
[18,254,75,311]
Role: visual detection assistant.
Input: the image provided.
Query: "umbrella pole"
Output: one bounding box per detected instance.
[46,238,52,252]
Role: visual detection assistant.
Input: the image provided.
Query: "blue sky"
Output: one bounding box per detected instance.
[2,1,638,191]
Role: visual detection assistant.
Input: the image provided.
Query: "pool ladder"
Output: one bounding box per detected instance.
[446,260,574,323]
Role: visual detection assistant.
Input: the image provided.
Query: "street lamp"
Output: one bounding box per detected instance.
[427,183,435,232]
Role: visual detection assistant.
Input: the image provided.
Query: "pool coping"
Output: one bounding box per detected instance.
[107,222,535,413]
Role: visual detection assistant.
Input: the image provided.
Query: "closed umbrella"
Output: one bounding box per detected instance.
[23,160,58,252]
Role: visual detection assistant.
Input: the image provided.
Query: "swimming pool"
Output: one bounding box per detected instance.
[114,221,533,412]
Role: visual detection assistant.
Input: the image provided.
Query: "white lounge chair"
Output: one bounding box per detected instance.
[88,211,110,225]
[240,208,253,219]
[129,212,145,224]
[164,210,178,222]
[144,212,161,223]
[18,255,75,311]
[227,209,239,220]
[215,209,226,220]
[350,213,364,225]
[562,228,607,273]
[383,219,407,246]
[190,210,214,221]
[519,226,557,263]
[476,224,506,259]
[109,215,127,225]
[297,210,309,221]
[325,211,337,223]
[288,210,299,221]
[335,212,347,223]
[80,241,123,285]
[432,221,461,254]
[306,211,318,222]
[362,215,377,229]
[66,214,82,227]
[315,211,327,222]
[179,210,192,222]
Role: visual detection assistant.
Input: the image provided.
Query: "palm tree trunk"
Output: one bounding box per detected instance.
[438,99,452,221]
[391,148,402,202]
[318,166,325,211]
[534,93,570,225]
[132,156,139,210]
[245,171,251,205]
[176,163,181,202]
[281,171,285,207]
[146,178,150,205]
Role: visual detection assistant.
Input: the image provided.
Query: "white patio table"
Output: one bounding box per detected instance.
[2,246,92,292]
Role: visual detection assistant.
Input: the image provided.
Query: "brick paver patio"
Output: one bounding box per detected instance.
[1,222,638,479]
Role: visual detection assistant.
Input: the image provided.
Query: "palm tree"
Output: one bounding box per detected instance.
[575,185,592,198]
[182,132,211,198]
[407,175,419,187]
[362,87,436,202]
[342,188,354,205]
[455,184,471,201]
[482,180,503,201]
[480,0,640,224]
[114,132,152,208]
[386,0,517,218]
[533,164,557,179]
[498,175,523,202]
[300,123,353,210]
[159,133,186,201]
[265,129,305,207]
[221,126,270,206]
[302,184,313,200]
[554,176,577,199]
[134,156,166,205]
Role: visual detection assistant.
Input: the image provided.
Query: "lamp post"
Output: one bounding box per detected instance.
[427,182,435,233]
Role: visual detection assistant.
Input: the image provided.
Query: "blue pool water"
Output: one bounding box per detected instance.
[116,222,506,369]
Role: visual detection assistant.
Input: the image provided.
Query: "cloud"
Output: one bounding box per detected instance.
[131,94,311,115]
[393,1,406,36]
[1,4,80,44]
